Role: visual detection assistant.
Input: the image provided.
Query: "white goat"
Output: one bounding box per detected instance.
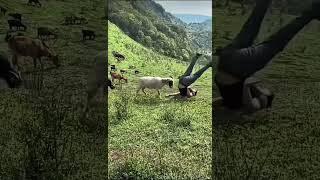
[136,76,173,96]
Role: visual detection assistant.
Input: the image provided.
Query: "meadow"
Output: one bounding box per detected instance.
[108,22,212,179]
[214,5,320,179]
[0,0,107,178]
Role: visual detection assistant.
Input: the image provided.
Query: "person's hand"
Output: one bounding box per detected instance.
[245,77,261,85]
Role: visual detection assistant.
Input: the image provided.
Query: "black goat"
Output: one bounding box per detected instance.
[110,65,116,71]
[82,30,95,40]
[120,69,127,74]
[63,16,87,25]
[112,51,125,61]
[28,0,42,7]
[37,27,58,40]
[8,19,27,31]
[8,13,22,21]
[63,16,73,25]
[74,17,87,24]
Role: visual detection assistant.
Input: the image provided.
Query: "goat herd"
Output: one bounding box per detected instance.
[108,51,176,97]
[0,0,107,105]
[1,1,96,41]
[0,0,103,73]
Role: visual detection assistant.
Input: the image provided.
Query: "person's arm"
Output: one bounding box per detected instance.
[165,92,181,97]
[242,79,261,112]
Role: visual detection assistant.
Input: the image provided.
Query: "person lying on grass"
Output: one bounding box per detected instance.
[166,53,211,99]
[213,77,274,114]
[214,0,320,113]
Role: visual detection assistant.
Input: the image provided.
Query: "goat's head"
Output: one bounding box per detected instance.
[162,78,174,88]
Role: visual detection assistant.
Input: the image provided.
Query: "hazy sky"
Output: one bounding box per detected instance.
[154,1,212,16]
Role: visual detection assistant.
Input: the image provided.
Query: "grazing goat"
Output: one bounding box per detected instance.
[74,17,87,24]
[8,13,22,21]
[136,76,173,96]
[63,16,87,25]
[28,0,41,7]
[8,19,27,31]
[112,51,125,62]
[110,72,128,83]
[0,6,7,15]
[0,52,22,89]
[7,35,60,71]
[82,30,95,40]
[63,16,73,25]
[110,65,116,72]
[120,69,127,74]
[37,27,58,40]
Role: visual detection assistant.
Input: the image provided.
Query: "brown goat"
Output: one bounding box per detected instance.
[7,35,60,71]
[110,72,128,83]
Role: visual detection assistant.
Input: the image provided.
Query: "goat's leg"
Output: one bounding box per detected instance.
[142,88,147,95]
[157,89,161,97]
[39,58,44,71]
[33,58,37,70]
[136,87,141,94]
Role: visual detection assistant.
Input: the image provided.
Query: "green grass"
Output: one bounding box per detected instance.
[214,5,320,179]
[0,0,107,178]
[108,22,212,179]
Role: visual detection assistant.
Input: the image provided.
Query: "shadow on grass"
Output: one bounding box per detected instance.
[213,104,272,129]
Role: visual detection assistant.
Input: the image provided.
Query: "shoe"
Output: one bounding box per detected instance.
[196,52,203,57]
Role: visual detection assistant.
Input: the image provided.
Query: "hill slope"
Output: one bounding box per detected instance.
[108,21,212,179]
[174,14,212,24]
[107,0,192,61]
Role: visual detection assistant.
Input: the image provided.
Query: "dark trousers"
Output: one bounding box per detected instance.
[179,55,211,87]
[218,0,315,79]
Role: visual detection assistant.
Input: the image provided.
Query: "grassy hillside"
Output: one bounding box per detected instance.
[214,7,320,179]
[0,0,107,178]
[108,0,192,61]
[108,21,212,179]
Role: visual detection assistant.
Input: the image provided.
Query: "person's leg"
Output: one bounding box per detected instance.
[224,0,272,49]
[219,3,320,79]
[182,53,202,77]
[180,63,211,86]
